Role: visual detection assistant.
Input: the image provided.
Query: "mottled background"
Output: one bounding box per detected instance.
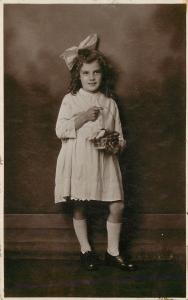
[4,4,185,215]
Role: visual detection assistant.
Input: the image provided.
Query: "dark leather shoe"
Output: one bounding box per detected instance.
[80,251,99,271]
[105,252,136,271]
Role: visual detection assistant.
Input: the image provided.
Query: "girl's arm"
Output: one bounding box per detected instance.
[56,96,101,139]
[114,102,126,151]
[74,113,88,130]
[55,96,76,139]
[74,106,101,130]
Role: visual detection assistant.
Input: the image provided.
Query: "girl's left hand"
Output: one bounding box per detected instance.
[106,131,119,145]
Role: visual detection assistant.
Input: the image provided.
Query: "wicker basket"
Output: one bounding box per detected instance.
[92,131,120,154]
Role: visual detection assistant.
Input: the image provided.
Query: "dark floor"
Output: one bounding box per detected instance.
[4,258,186,297]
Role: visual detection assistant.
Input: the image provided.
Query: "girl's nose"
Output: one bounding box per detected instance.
[89,73,95,80]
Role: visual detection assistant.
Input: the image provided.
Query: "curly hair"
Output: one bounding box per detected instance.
[67,49,117,98]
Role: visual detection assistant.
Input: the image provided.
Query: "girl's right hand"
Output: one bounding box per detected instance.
[74,106,102,130]
[84,106,102,122]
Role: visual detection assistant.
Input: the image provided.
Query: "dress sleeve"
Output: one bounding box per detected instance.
[114,101,126,150]
[55,95,77,139]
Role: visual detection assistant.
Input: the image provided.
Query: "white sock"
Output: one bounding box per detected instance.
[106,220,122,256]
[73,218,91,254]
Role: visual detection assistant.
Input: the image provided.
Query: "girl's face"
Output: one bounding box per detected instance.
[79,60,102,93]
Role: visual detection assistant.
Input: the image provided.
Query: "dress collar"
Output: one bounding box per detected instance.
[79,88,101,97]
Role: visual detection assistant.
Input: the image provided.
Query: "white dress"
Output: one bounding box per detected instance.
[55,88,125,203]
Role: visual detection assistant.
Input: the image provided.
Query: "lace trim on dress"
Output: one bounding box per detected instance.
[62,196,92,202]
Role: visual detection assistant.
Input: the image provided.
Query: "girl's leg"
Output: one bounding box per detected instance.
[73,202,91,254]
[106,201,124,256]
[105,201,135,270]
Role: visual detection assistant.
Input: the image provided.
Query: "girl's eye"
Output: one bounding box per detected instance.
[81,70,101,76]
[94,70,101,74]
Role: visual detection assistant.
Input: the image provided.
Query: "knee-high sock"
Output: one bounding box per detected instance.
[106,220,122,256]
[73,218,91,254]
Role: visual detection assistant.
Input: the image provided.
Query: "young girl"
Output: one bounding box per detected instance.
[55,34,135,271]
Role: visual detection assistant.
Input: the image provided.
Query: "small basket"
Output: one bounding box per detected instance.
[90,129,120,154]
[93,137,120,154]
[93,137,108,149]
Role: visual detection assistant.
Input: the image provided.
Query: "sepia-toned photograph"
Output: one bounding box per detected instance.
[3,1,186,298]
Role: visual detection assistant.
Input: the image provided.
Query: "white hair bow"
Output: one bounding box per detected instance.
[60,33,98,70]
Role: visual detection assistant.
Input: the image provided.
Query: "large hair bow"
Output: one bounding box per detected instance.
[60,33,98,70]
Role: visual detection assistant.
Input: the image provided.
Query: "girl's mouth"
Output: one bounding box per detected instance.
[88,82,96,86]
